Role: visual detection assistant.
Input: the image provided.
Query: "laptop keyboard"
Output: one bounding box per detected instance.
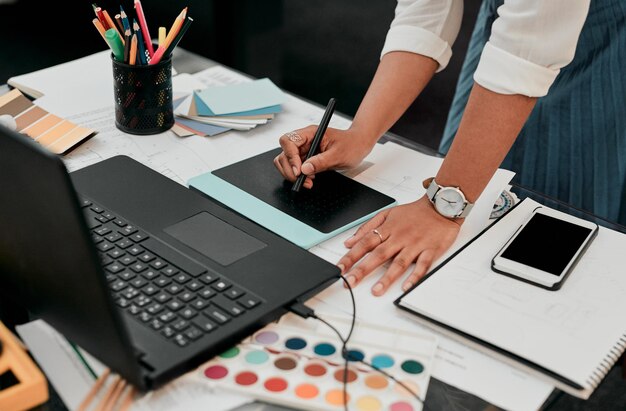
[80,197,262,348]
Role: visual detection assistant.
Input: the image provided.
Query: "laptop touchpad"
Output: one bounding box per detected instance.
[164,212,266,266]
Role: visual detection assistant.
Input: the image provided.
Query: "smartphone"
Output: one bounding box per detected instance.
[491,207,598,290]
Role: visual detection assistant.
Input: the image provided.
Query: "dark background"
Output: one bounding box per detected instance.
[0,0,482,151]
[1,1,625,409]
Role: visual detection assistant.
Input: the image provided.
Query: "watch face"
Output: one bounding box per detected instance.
[434,187,465,218]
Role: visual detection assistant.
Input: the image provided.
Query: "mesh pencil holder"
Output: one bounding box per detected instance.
[112,55,174,135]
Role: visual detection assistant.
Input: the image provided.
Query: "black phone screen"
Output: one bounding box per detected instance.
[501,213,593,275]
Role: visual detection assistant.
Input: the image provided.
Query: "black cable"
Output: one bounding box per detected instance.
[289,274,423,409]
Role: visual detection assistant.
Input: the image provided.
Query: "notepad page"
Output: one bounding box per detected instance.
[400,199,626,390]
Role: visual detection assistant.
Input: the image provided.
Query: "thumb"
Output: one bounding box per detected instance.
[301,150,339,175]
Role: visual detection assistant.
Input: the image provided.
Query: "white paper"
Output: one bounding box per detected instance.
[400,199,626,397]
[307,143,553,411]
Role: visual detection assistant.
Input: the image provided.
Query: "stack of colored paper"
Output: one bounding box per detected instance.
[173,78,286,137]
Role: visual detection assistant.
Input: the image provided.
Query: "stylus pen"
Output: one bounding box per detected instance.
[292,97,337,192]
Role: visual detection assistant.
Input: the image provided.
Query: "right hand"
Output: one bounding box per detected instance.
[274,126,374,189]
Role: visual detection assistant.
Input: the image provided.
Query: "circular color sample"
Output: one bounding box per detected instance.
[274,356,298,371]
[333,368,358,383]
[325,389,350,406]
[245,350,269,365]
[285,337,307,350]
[295,383,319,399]
[401,360,424,374]
[235,371,258,386]
[219,347,240,359]
[204,365,228,380]
[343,349,365,362]
[371,354,395,369]
[313,342,336,356]
[356,396,383,411]
[394,380,421,398]
[304,362,327,377]
[255,331,279,345]
[390,401,414,411]
[364,374,388,389]
[264,377,288,392]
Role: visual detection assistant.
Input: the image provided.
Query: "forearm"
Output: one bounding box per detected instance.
[436,83,537,203]
[350,51,438,145]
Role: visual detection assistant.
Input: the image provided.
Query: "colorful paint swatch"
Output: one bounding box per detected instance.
[197,317,437,411]
[0,89,96,154]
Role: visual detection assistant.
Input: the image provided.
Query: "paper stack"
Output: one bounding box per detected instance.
[172,78,286,137]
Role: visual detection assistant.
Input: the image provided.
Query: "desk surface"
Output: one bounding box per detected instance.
[6,48,625,411]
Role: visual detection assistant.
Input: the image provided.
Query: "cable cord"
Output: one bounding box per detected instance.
[308,274,424,410]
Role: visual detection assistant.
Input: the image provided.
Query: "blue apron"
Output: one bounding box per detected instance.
[439,0,626,225]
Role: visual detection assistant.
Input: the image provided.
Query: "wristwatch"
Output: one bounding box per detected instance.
[424,177,474,219]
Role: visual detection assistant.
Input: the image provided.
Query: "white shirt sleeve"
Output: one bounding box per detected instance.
[381,0,463,72]
[475,0,591,97]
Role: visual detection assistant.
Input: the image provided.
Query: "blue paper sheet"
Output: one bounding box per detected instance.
[195,78,285,116]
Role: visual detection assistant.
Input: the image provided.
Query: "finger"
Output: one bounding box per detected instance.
[273,154,288,178]
[279,130,310,176]
[344,211,389,248]
[372,251,416,296]
[301,150,336,176]
[402,249,435,291]
[303,178,313,189]
[344,243,398,288]
[278,153,297,181]
[337,230,383,274]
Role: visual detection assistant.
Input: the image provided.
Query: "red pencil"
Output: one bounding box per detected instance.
[134,0,155,58]
[94,6,109,30]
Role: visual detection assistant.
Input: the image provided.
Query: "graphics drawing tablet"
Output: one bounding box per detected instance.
[189,147,396,248]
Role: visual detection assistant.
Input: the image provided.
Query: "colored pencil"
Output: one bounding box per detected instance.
[94,6,109,30]
[134,0,155,57]
[123,29,132,63]
[119,6,131,32]
[133,20,148,65]
[103,10,124,45]
[92,18,107,43]
[130,34,138,65]
[114,14,125,34]
[163,17,193,58]
[150,7,187,65]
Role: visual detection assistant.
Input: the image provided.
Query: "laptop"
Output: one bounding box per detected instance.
[0,125,339,390]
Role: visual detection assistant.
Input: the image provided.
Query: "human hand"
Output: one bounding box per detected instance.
[274,126,373,189]
[337,196,462,296]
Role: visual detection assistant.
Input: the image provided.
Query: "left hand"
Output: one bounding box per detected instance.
[337,196,462,296]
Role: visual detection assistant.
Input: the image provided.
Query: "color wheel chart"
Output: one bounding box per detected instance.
[198,316,437,411]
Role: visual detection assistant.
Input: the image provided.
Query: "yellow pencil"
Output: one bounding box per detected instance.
[158,27,166,47]
[162,8,187,52]
[92,18,107,43]
[130,34,138,65]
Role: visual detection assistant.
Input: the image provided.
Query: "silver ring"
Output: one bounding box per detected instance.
[286,131,303,144]
[373,229,384,243]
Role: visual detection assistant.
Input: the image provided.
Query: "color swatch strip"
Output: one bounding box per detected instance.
[197,320,436,411]
[0,89,96,154]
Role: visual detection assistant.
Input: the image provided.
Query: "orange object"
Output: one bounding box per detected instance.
[129,34,138,65]
[103,10,124,45]
[92,18,107,43]
[150,7,187,65]
[0,322,48,411]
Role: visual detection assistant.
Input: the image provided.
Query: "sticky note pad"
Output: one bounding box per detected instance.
[188,148,397,249]
[195,78,286,116]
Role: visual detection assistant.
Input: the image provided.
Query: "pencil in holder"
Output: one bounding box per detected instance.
[111,55,174,135]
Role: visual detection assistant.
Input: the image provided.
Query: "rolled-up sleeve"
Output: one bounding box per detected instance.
[381,0,463,72]
[475,0,591,97]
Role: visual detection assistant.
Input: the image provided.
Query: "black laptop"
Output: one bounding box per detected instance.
[0,126,339,390]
